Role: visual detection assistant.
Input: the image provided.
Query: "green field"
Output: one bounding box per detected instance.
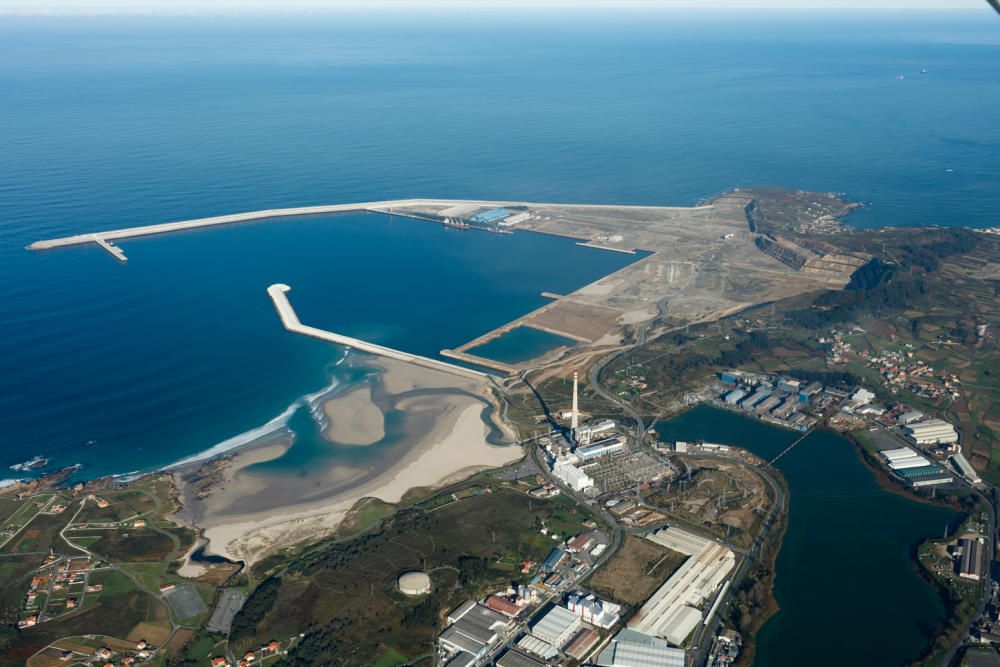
[2,569,169,667]
[88,530,175,562]
[230,488,598,666]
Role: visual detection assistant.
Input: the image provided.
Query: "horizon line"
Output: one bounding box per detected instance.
[0,5,989,16]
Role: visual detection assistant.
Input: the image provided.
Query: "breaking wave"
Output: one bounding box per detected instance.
[162,371,344,471]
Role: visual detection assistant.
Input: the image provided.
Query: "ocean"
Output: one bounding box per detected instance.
[2,9,997,665]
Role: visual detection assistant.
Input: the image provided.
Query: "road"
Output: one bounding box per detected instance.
[466,445,627,667]
[684,454,786,667]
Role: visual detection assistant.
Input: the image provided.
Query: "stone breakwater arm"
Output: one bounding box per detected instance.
[27,199,515,250]
[266,284,490,381]
[28,198,712,250]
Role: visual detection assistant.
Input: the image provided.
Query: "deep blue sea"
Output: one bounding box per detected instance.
[0,12,997,467]
[3,8,999,475]
[2,9,997,665]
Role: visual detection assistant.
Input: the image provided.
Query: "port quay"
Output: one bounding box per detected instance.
[30,197,631,377]
[27,197,707,376]
[27,197,702,261]
[27,199,515,261]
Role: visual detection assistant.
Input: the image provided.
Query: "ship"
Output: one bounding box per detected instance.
[10,456,48,472]
[442,217,471,229]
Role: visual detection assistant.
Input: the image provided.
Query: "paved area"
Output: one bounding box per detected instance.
[206,588,247,633]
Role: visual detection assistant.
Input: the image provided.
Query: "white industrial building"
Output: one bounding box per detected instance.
[658,606,702,646]
[439,601,510,660]
[950,453,982,485]
[576,436,627,461]
[881,447,920,461]
[646,527,712,556]
[517,635,558,661]
[904,419,959,446]
[553,457,594,492]
[880,447,936,471]
[889,455,933,470]
[594,628,686,667]
[629,527,735,645]
[566,592,621,629]
[897,410,924,424]
[530,604,582,648]
[741,388,772,408]
[851,387,876,403]
[576,419,616,444]
[724,388,747,405]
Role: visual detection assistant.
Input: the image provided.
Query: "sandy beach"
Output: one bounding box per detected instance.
[174,355,522,565]
[323,385,384,445]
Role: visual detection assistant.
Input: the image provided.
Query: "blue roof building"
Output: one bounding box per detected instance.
[542,548,566,570]
[470,208,510,224]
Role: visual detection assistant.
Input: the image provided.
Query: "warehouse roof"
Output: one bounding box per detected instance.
[496,649,544,667]
[440,626,487,654]
[470,208,510,223]
[595,628,686,667]
[517,634,558,660]
[444,652,476,667]
[530,604,579,644]
[660,605,701,646]
[895,465,944,479]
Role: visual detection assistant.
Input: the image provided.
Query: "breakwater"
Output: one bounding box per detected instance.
[267,283,490,381]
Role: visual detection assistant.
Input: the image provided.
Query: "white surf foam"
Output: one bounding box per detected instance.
[162,373,343,471]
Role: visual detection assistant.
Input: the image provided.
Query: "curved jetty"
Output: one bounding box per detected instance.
[27,197,708,253]
[266,284,489,381]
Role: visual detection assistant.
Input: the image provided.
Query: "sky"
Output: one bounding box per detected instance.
[0,0,986,13]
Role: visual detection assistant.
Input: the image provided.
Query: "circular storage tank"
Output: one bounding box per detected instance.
[398,571,431,596]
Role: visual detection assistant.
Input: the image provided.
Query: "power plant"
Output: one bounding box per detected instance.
[571,371,580,442]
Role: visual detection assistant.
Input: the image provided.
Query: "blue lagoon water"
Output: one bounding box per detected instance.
[466,326,578,364]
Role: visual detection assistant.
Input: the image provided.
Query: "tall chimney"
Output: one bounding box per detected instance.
[571,371,579,437]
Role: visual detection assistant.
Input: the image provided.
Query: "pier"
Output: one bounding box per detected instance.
[266,284,490,382]
[575,241,636,255]
[439,349,516,375]
[27,198,520,254]
[95,238,127,262]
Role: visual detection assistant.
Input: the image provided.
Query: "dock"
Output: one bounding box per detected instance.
[575,242,636,255]
[266,284,490,382]
[27,197,708,262]
[439,349,516,375]
[95,238,127,262]
[27,198,523,254]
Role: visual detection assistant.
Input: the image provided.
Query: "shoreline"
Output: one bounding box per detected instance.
[171,355,523,565]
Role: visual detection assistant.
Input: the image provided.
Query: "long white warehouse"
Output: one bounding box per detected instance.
[904,419,959,445]
[629,528,735,646]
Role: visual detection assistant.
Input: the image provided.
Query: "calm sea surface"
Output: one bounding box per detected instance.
[2,9,998,476]
[0,11,996,663]
[658,406,960,667]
